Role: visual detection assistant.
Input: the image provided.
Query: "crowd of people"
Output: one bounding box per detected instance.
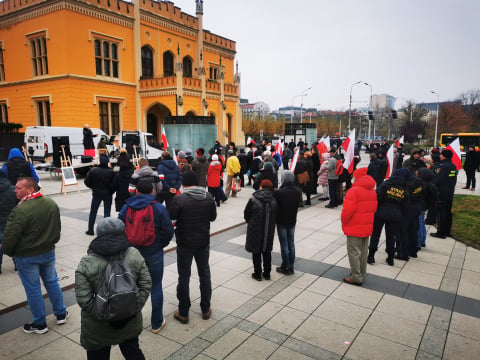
[0,135,476,359]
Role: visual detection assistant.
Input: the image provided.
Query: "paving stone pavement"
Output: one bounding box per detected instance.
[0,154,479,360]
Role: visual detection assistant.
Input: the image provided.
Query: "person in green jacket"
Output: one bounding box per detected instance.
[3,177,69,334]
[75,217,151,359]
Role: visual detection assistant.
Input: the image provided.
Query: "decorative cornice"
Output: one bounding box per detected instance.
[139,90,177,98]
[0,0,134,29]
[141,12,197,39]
[204,44,236,60]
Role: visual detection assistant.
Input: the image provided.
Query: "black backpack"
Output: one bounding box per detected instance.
[6,158,31,185]
[91,248,139,322]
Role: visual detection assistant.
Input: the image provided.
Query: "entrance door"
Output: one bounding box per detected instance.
[147,114,158,140]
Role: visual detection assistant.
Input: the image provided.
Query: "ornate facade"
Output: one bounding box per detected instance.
[0,0,243,144]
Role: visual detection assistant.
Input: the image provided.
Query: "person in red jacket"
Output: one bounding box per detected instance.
[341,167,378,286]
[207,154,223,207]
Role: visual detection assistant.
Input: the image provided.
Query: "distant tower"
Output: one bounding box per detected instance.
[196,0,204,15]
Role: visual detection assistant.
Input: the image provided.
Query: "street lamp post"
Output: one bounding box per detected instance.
[348,81,363,133]
[364,82,373,140]
[431,90,440,147]
[309,103,320,123]
[300,86,312,123]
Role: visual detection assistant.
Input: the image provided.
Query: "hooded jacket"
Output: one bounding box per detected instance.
[244,189,278,253]
[402,148,426,174]
[226,155,241,176]
[417,167,439,210]
[129,165,162,195]
[207,160,223,188]
[2,148,40,185]
[253,162,278,190]
[84,156,117,196]
[341,175,378,237]
[274,172,302,227]
[375,169,410,221]
[191,156,209,187]
[119,194,174,257]
[168,187,217,249]
[156,159,182,193]
[75,232,151,351]
[0,175,16,234]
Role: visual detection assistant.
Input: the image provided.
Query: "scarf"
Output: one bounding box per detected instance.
[18,191,42,206]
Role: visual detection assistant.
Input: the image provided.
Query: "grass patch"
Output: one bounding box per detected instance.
[452,194,480,248]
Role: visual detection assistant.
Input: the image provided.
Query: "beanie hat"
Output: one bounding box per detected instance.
[281,170,295,185]
[353,167,368,180]
[99,154,109,167]
[260,179,273,189]
[96,218,125,236]
[136,180,154,194]
[441,149,453,158]
[410,147,421,156]
[177,151,186,159]
[182,171,199,187]
[212,154,218,161]
[393,168,411,179]
[185,149,192,156]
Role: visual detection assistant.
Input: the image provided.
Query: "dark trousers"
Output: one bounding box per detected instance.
[406,209,421,256]
[425,205,437,225]
[282,159,290,170]
[88,194,112,233]
[397,217,410,258]
[437,199,453,236]
[369,216,401,257]
[176,245,211,317]
[465,169,476,189]
[252,251,272,276]
[328,179,338,206]
[86,337,144,360]
[208,186,221,205]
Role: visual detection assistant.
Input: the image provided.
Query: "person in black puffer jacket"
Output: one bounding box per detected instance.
[244,179,278,281]
[168,172,217,323]
[84,154,117,235]
[114,150,135,212]
[417,168,438,248]
[0,169,17,273]
[253,161,278,190]
[274,171,302,275]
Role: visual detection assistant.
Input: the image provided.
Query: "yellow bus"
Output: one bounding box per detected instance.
[439,133,480,150]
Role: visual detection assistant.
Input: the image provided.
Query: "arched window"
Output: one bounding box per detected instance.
[141,46,153,79]
[163,51,174,77]
[183,56,193,78]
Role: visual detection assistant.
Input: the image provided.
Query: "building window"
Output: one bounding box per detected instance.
[209,66,218,80]
[183,56,192,78]
[36,100,51,126]
[30,36,48,76]
[99,101,120,135]
[163,51,174,77]
[0,103,8,124]
[141,46,153,79]
[0,46,5,81]
[95,39,119,78]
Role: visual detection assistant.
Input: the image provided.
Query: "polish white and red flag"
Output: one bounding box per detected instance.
[396,135,404,146]
[274,141,283,156]
[341,129,355,174]
[247,136,256,146]
[316,136,330,155]
[161,127,169,148]
[385,144,395,179]
[290,148,300,172]
[444,137,462,170]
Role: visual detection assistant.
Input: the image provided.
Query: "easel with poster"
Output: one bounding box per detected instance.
[60,145,80,196]
[132,145,140,168]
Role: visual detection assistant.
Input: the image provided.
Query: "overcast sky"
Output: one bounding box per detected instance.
[171,0,480,111]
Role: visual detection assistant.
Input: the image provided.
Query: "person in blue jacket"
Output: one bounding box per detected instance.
[156,151,182,207]
[2,148,40,186]
[119,181,174,334]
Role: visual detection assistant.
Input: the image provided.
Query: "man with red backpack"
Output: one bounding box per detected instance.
[119,181,174,334]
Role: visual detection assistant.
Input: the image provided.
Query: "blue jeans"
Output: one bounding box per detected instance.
[328,179,338,206]
[15,249,66,325]
[176,245,211,317]
[277,224,296,269]
[88,194,112,232]
[418,211,426,247]
[143,251,164,330]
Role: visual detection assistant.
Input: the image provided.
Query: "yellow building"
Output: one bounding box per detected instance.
[0,0,243,145]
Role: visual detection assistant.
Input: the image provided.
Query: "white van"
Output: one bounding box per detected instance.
[24,126,115,162]
[119,130,164,167]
